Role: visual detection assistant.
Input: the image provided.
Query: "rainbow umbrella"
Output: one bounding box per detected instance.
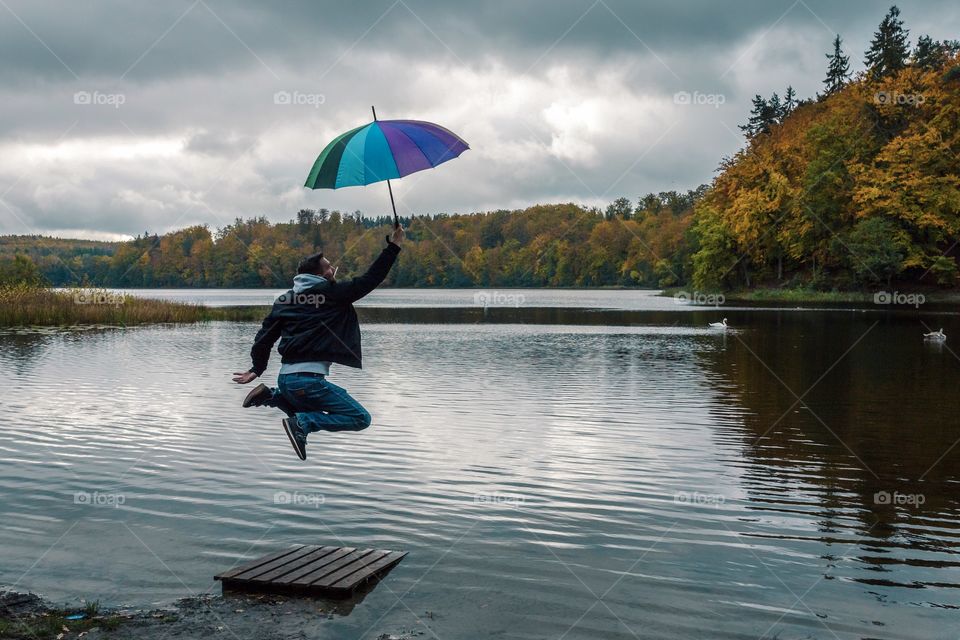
[305,106,469,227]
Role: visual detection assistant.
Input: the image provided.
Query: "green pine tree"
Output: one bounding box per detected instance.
[782,86,797,117]
[823,34,851,95]
[739,95,778,137]
[912,35,960,70]
[864,6,910,79]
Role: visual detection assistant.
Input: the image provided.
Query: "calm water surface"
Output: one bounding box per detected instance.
[108,287,687,309]
[1,292,958,639]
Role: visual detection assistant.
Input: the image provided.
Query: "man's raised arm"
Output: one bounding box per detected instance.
[328,226,404,304]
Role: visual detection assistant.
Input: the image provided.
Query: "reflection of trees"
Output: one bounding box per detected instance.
[0,331,57,376]
[695,312,960,584]
[357,307,693,325]
[0,328,118,376]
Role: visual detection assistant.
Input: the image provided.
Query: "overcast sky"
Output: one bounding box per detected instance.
[0,0,957,240]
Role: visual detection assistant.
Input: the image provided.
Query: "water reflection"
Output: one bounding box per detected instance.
[0,331,57,375]
[0,306,958,639]
[697,312,960,597]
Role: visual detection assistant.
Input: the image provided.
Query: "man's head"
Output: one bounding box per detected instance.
[297,252,337,282]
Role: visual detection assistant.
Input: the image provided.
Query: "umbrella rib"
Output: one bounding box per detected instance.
[392,120,468,146]
[382,122,437,169]
[364,122,400,185]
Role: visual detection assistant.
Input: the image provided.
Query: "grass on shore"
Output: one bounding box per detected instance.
[662,286,960,304]
[722,288,875,303]
[0,609,126,639]
[0,285,263,326]
[659,286,873,303]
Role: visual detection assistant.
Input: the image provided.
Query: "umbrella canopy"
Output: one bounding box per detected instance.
[305,119,469,190]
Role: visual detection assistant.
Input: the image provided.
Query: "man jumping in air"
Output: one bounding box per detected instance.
[232,226,404,460]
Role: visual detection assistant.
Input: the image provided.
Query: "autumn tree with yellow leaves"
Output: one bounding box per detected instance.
[692,5,960,291]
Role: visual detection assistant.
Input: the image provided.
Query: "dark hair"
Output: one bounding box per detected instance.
[297,252,324,275]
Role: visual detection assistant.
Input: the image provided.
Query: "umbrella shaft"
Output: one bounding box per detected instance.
[386,179,399,228]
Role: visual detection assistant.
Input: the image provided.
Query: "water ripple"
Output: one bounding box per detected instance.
[1,316,958,638]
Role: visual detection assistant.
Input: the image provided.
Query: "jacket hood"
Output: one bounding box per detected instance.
[292,273,327,294]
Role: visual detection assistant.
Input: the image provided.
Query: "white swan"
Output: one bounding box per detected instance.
[923,328,946,341]
[709,318,728,329]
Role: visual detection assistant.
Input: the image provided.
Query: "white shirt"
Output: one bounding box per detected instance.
[279,361,331,376]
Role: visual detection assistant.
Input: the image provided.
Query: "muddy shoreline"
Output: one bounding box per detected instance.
[0,589,426,640]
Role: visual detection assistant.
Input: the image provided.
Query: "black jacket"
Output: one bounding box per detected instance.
[248,241,401,376]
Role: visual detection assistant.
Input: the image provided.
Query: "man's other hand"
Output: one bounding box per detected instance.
[390,225,405,245]
[233,371,258,384]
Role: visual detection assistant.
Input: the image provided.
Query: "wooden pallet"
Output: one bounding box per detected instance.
[214,545,407,598]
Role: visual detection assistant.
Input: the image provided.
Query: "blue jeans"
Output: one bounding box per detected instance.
[265,373,372,434]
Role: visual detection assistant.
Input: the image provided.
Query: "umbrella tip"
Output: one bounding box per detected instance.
[371,105,378,121]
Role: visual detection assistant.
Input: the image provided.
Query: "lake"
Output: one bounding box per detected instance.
[1,290,958,639]
[101,287,699,309]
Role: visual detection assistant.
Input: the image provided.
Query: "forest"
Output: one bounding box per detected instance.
[0,194,703,288]
[2,6,958,292]
[693,7,960,291]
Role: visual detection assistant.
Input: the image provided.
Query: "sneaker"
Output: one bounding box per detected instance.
[282,417,307,461]
[242,383,271,408]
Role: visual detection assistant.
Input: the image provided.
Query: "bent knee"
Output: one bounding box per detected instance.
[355,410,372,431]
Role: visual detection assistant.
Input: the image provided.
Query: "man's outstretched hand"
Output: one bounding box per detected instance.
[390,225,405,245]
[232,371,258,384]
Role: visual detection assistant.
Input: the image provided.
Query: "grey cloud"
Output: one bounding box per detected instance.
[4,0,954,83]
[0,0,957,237]
[185,130,259,156]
